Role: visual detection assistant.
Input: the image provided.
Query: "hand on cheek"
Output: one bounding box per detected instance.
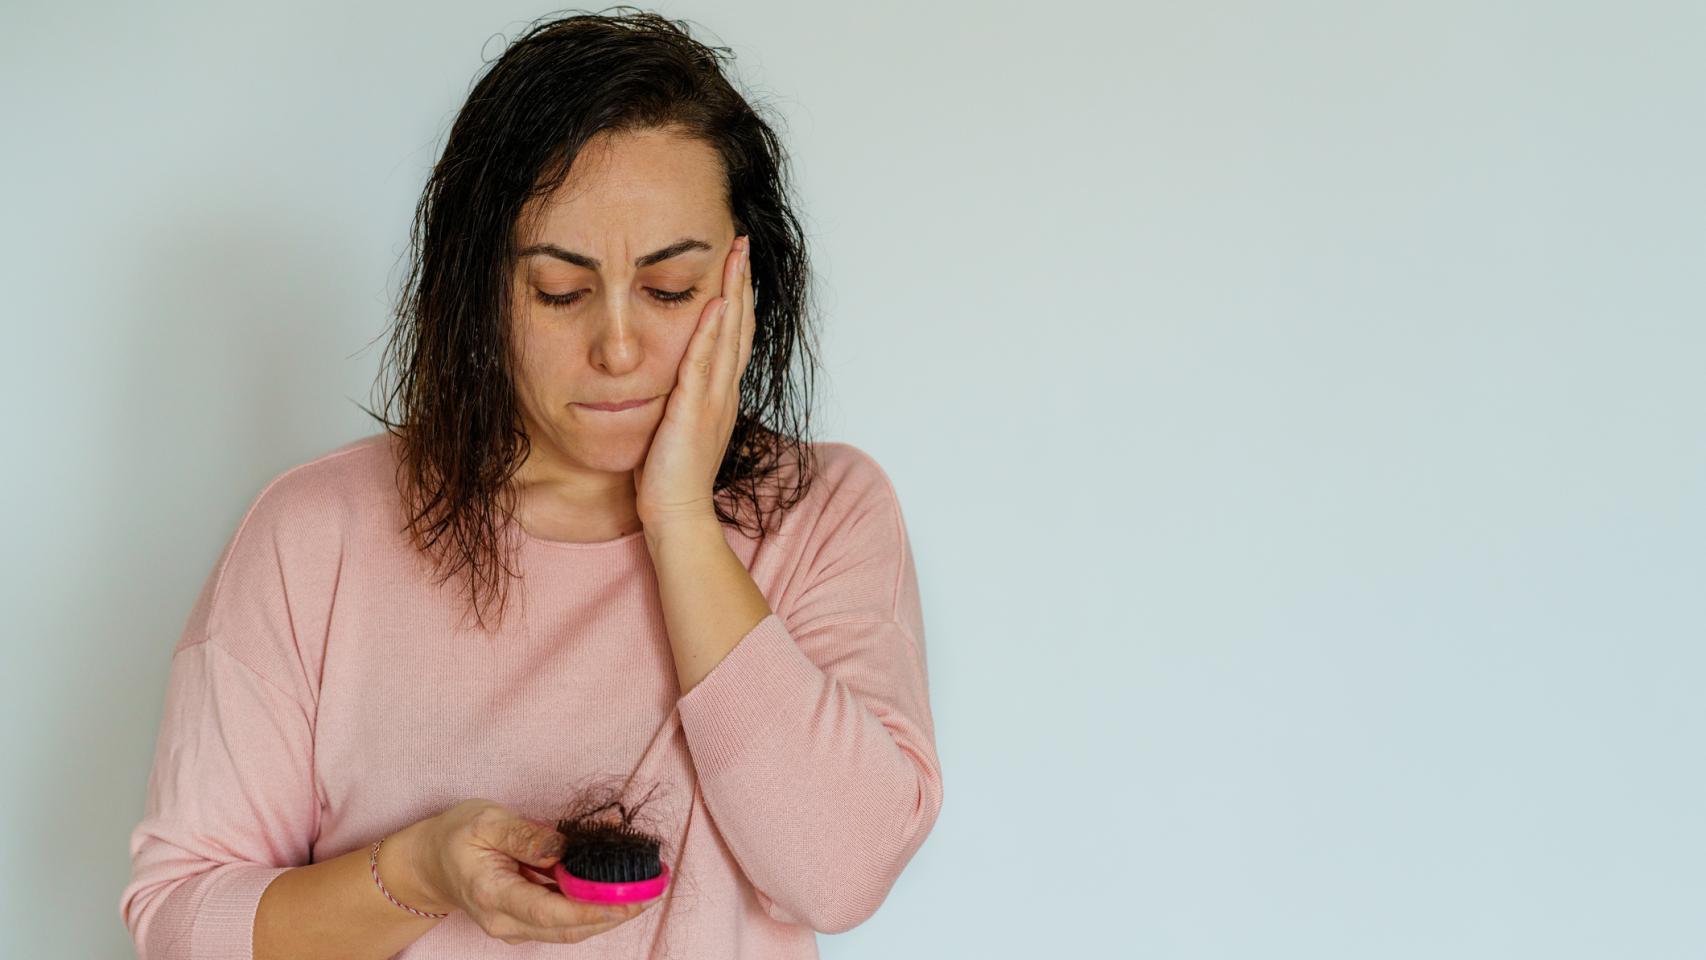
[632,235,754,529]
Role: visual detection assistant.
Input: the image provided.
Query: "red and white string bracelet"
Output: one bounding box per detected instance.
[370,834,450,919]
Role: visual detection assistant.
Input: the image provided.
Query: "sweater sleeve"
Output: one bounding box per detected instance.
[120,473,330,960]
[119,642,318,959]
[674,448,944,934]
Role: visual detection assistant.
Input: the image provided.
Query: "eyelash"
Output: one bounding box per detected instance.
[534,286,699,309]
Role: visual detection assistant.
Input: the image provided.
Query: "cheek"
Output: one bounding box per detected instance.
[508,328,569,396]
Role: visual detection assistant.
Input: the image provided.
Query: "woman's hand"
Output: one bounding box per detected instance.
[633,234,755,530]
[410,798,662,945]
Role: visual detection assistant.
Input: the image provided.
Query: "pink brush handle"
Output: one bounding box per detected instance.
[552,860,670,904]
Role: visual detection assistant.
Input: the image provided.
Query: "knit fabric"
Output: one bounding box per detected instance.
[119,432,942,959]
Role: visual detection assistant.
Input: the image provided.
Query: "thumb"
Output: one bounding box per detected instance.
[505,817,566,866]
[529,820,567,864]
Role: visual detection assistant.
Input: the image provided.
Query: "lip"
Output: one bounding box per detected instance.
[574,396,658,412]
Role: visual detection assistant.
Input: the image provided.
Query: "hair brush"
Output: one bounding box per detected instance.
[550,799,671,904]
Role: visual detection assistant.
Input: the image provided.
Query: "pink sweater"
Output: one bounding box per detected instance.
[119,432,942,959]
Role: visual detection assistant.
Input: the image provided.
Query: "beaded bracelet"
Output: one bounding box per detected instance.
[370,834,450,920]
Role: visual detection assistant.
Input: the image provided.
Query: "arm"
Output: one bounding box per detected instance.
[650,454,944,934]
[253,815,450,960]
[119,640,451,960]
[120,469,452,958]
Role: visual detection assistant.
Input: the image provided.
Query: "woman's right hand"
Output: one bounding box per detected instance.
[408,798,663,945]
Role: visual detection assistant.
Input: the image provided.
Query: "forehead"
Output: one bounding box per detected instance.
[519,128,727,241]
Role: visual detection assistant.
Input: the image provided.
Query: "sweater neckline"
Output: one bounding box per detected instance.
[507,514,649,552]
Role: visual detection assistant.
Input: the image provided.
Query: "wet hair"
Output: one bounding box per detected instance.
[361,7,823,633]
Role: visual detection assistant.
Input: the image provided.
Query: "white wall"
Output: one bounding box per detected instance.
[3,1,1702,956]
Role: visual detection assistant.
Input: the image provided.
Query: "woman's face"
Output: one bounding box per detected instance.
[508,126,737,485]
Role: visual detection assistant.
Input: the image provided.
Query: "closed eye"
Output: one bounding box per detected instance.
[535,286,700,309]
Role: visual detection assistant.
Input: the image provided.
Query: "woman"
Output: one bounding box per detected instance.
[118,11,943,959]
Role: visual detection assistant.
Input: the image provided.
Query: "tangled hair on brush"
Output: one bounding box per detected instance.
[555,778,668,869]
[550,774,697,956]
[359,7,824,633]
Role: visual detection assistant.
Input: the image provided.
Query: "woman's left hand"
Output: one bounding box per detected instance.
[633,234,754,529]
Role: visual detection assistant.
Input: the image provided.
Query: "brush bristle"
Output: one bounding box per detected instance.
[556,817,663,883]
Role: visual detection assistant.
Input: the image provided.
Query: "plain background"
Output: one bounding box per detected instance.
[3,1,1703,956]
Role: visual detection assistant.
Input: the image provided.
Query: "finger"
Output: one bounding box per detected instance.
[735,239,754,384]
[682,295,726,405]
[717,237,748,400]
[520,818,564,860]
[497,881,656,944]
[489,868,627,937]
[703,236,744,405]
[517,862,558,887]
[488,812,563,866]
[720,234,743,310]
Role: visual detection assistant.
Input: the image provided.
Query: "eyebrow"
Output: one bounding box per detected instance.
[517,237,713,270]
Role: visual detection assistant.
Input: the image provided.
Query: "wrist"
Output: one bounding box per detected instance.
[380,817,455,917]
[641,511,724,552]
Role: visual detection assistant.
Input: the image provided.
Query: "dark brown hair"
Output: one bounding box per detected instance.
[361,8,822,632]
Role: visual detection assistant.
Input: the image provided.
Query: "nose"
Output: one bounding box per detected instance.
[586,299,645,375]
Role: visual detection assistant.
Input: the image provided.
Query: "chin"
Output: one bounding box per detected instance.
[563,431,654,470]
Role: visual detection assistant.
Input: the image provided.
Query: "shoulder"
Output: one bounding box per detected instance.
[757,441,922,632]
[220,432,402,561]
[240,432,396,527]
[181,433,397,656]
[808,440,894,490]
[785,440,911,550]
